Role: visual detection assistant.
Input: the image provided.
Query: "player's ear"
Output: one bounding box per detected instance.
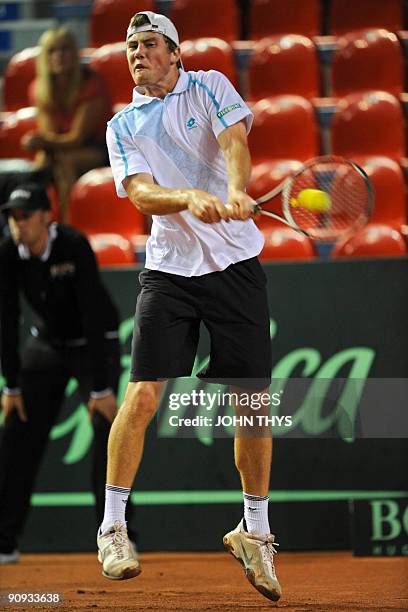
[171,46,181,66]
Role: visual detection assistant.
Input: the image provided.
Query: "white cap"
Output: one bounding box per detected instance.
[126,11,180,46]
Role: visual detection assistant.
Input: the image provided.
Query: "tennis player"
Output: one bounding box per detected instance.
[97,11,281,602]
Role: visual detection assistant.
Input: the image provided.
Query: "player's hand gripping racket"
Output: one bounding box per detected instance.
[254,156,374,242]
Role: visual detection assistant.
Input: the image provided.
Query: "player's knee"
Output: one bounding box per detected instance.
[123,382,159,422]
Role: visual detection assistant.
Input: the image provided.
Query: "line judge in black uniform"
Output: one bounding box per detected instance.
[0,183,131,563]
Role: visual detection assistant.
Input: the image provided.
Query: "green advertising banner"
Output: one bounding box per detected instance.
[352,499,408,556]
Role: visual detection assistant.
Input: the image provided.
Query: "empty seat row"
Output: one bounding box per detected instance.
[4,40,241,112]
[23,141,403,264]
[260,224,407,260]
[4,29,407,113]
[331,224,407,258]
[1,152,404,264]
[2,91,406,171]
[1,93,406,263]
[65,166,407,263]
[90,0,406,47]
[250,0,405,38]
[90,223,407,265]
[63,165,406,264]
[249,28,405,99]
[247,92,405,163]
[93,223,408,264]
[2,89,405,160]
[86,28,408,101]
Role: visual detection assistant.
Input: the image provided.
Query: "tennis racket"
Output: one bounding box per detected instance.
[253,156,374,242]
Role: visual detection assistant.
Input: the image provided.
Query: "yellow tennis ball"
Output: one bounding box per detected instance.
[290,189,331,212]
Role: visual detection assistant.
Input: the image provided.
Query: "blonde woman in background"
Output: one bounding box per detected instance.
[21,28,112,221]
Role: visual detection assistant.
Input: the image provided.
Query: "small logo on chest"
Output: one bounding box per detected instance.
[186,117,198,130]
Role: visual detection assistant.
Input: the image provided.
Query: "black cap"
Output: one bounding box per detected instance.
[1,183,51,213]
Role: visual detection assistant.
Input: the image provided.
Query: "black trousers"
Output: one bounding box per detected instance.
[0,334,127,552]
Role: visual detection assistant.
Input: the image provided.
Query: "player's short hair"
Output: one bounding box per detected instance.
[129,14,177,54]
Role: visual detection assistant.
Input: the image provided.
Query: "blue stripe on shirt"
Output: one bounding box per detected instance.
[188,74,228,129]
[114,129,128,176]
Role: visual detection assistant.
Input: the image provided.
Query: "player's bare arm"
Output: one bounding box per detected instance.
[123,173,228,223]
[217,120,257,221]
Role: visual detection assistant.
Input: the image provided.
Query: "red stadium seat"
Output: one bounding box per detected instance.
[0,107,38,160]
[3,47,38,112]
[180,38,237,87]
[331,224,407,258]
[250,0,320,39]
[331,91,404,160]
[67,167,146,244]
[90,43,134,109]
[331,29,404,97]
[352,156,406,228]
[91,0,154,47]
[248,35,319,100]
[329,0,404,36]
[170,0,239,42]
[248,160,302,229]
[259,226,316,260]
[248,160,303,201]
[89,233,136,266]
[248,96,319,163]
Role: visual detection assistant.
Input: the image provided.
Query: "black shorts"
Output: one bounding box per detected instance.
[130,257,272,388]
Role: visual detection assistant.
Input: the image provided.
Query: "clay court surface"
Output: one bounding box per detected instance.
[1,551,407,611]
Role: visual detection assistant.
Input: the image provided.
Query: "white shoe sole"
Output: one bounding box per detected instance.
[0,551,20,564]
[223,532,281,602]
[97,551,141,580]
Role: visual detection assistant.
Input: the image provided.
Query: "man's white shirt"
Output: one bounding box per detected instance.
[107,69,264,277]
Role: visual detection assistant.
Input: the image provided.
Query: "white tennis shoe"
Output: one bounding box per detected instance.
[0,548,20,564]
[223,519,282,602]
[97,521,140,580]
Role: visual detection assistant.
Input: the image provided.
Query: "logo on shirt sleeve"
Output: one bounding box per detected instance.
[216,102,242,119]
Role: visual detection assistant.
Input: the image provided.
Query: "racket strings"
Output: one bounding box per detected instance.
[285,161,370,241]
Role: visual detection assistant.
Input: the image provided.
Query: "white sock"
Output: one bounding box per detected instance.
[100,484,131,533]
[243,492,270,536]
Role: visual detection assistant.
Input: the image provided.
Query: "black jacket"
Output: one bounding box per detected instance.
[0,224,119,391]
